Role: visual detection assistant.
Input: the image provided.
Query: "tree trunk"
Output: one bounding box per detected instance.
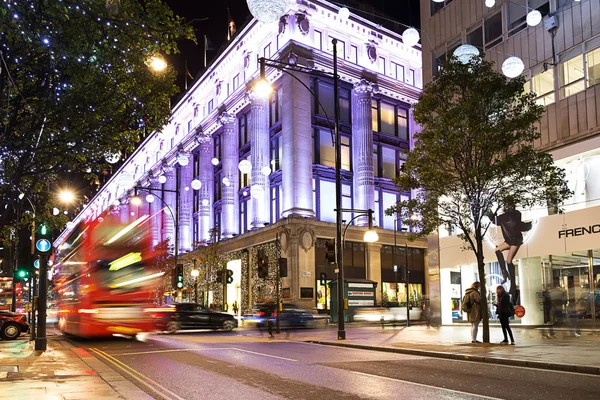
[475,235,489,343]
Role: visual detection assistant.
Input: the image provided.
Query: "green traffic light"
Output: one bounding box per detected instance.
[18,270,26,278]
[40,224,48,235]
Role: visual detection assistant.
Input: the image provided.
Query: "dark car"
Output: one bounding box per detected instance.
[151,303,238,333]
[0,311,29,340]
[244,303,315,328]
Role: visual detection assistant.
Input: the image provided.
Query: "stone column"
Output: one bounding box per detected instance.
[219,112,239,238]
[148,177,162,249]
[197,134,214,243]
[248,91,270,229]
[162,165,176,249]
[178,153,193,252]
[281,72,315,218]
[352,79,376,226]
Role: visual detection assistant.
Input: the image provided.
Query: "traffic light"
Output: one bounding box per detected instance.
[320,272,327,286]
[175,263,184,289]
[257,249,268,279]
[325,240,335,264]
[226,269,234,284]
[39,223,48,237]
[16,269,28,282]
[216,269,224,283]
[278,258,287,278]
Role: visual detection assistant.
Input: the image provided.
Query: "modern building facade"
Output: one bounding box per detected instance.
[54,0,426,316]
[421,0,600,325]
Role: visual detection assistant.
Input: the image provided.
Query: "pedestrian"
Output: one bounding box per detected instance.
[232,301,239,315]
[495,285,515,345]
[462,282,483,343]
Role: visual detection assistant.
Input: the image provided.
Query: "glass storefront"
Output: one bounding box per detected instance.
[381,282,423,306]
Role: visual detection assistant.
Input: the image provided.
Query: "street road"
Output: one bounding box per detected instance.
[67,329,600,400]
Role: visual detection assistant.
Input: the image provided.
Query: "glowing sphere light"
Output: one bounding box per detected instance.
[453,44,480,64]
[502,56,525,78]
[238,159,252,174]
[526,10,542,27]
[211,157,220,166]
[402,27,420,47]
[485,0,495,7]
[191,179,202,190]
[247,0,288,24]
[158,175,167,184]
[338,7,350,20]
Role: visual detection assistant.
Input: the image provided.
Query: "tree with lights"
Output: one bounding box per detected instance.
[388,56,571,343]
[0,0,194,231]
[190,228,226,308]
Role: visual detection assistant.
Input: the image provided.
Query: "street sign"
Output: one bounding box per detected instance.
[34,259,39,269]
[515,305,526,318]
[36,239,51,253]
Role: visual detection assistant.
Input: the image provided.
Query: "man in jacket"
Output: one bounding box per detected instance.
[463,282,483,343]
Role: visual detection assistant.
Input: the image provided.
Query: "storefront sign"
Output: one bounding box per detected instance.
[558,224,600,238]
[302,271,311,278]
[348,283,373,288]
[348,291,372,297]
[515,305,526,318]
[348,300,375,306]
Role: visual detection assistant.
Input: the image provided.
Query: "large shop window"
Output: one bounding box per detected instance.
[530,68,555,106]
[319,180,351,223]
[559,38,600,99]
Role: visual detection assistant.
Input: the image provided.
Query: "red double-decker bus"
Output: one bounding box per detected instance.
[54,211,162,338]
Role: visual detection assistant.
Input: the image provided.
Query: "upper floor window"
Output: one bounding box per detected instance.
[484,12,503,50]
[270,135,282,172]
[507,1,550,38]
[187,120,192,133]
[392,62,405,81]
[214,134,222,161]
[314,30,322,50]
[350,45,358,64]
[328,38,345,59]
[270,87,282,127]
[264,43,271,58]
[208,99,214,113]
[378,57,386,75]
[239,114,249,146]
[526,68,555,106]
[430,0,453,16]
[372,100,410,140]
[559,37,600,99]
[315,81,350,124]
[316,129,350,171]
[233,74,240,91]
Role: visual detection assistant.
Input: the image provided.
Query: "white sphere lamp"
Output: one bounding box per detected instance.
[145,194,155,203]
[105,151,121,164]
[453,44,480,64]
[191,179,202,190]
[177,153,189,166]
[246,0,288,24]
[201,199,210,206]
[338,7,350,20]
[261,165,272,176]
[485,0,495,7]
[158,175,167,184]
[211,157,219,166]
[251,185,264,199]
[526,10,542,27]
[402,28,420,47]
[222,177,231,187]
[66,221,75,230]
[238,159,252,174]
[502,56,525,78]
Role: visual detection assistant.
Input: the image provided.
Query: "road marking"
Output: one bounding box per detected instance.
[89,347,185,400]
[116,348,231,356]
[350,370,503,400]
[226,348,298,362]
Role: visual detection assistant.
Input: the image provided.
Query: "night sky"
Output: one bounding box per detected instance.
[165,0,420,93]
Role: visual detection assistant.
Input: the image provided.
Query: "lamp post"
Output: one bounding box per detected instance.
[255,39,343,338]
[400,227,410,327]
[191,263,199,304]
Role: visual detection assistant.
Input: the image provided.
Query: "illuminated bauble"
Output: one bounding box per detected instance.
[105,151,121,164]
[526,10,542,27]
[202,199,210,206]
[177,153,189,166]
[502,56,525,78]
[402,27,420,47]
[485,0,495,7]
[222,177,231,187]
[247,0,288,24]
[453,44,480,64]
[146,194,155,203]
[158,175,167,184]
[251,184,264,199]
[52,207,60,216]
[191,179,202,190]
[261,165,272,176]
[338,7,350,20]
[432,0,444,2]
[238,159,252,174]
[211,157,220,166]
[66,221,75,230]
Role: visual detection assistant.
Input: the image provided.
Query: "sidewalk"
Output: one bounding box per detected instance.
[0,334,151,400]
[278,323,600,375]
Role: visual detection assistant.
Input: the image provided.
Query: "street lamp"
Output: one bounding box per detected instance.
[191,264,199,304]
[400,227,410,327]
[254,39,344,338]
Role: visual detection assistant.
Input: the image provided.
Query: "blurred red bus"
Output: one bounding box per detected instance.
[54,212,162,338]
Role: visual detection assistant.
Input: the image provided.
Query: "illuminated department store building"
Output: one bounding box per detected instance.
[54,0,426,315]
[421,0,600,325]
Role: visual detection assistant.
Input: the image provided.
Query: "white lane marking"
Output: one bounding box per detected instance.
[225,348,298,362]
[117,348,231,356]
[350,370,503,400]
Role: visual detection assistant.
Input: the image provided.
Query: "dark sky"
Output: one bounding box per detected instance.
[165,0,420,92]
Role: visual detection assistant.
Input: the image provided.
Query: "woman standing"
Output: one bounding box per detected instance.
[496,285,515,345]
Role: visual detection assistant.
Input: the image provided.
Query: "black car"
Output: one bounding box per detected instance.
[243,303,315,328]
[0,310,30,340]
[152,303,238,333]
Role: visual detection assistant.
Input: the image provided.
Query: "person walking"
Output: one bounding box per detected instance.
[462,282,483,343]
[496,285,515,345]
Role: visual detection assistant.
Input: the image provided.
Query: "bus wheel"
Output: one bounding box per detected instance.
[166,321,179,334]
[1,323,21,340]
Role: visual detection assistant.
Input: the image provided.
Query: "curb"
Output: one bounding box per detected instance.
[305,340,600,376]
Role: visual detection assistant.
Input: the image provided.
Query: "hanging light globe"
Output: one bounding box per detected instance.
[105,151,121,164]
[261,165,272,176]
[251,184,264,199]
[66,221,75,230]
[238,160,252,174]
[158,175,167,184]
[526,10,542,26]
[191,179,202,190]
[145,194,155,203]
[453,44,480,64]
[402,27,420,47]
[432,0,444,2]
[247,0,288,24]
[502,56,525,78]
[485,0,495,7]
[177,153,189,166]
[202,199,210,206]
[211,157,220,166]
[338,7,350,20]
[222,177,231,187]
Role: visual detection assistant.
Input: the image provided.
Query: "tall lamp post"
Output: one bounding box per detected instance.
[254,39,346,338]
[400,227,410,327]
